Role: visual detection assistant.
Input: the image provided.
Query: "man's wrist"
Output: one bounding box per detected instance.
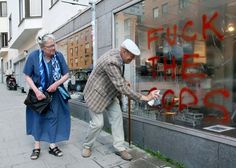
[140,95,147,101]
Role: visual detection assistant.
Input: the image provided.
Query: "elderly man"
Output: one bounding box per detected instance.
[82,39,158,161]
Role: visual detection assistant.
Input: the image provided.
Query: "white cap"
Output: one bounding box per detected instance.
[121,39,141,56]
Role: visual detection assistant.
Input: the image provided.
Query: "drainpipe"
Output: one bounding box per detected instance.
[90,0,97,68]
[1,58,3,83]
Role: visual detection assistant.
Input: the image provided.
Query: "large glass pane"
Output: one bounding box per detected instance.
[114,0,236,137]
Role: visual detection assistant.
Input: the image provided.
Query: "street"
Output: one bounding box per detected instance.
[0,83,173,168]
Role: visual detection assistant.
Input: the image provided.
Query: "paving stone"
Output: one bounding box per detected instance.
[12,161,47,168]
[129,158,159,168]
[0,84,172,168]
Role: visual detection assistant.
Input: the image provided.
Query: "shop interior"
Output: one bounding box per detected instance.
[115,0,236,136]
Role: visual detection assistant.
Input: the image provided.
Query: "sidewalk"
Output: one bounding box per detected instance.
[0,83,174,168]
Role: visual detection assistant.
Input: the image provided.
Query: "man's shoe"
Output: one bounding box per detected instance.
[82,148,92,158]
[115,150,133,161]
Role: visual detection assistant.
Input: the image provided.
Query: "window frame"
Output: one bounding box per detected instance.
[162,2,168,16]
[8,14,12,41]
[1,32,8,48]
[19,0,42,24]
[179,0,188,9]
[153,7,159,19]
[113,0,236,137]
[0,1,7,17]
[50,0,59,8]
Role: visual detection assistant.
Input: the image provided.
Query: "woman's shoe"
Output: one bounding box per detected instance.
[48,146,63,157]
[30,149,40,160]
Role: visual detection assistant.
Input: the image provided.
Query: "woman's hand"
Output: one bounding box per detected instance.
[24,75,47,100]
[35,90,46,101]
[47,83,59,93]
[46,73,69,93]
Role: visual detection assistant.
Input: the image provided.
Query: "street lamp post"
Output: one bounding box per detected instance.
[0,58,3,83]
[90,0,97,67]
[61,0,97,68]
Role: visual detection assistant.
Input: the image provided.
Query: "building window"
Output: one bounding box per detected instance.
[179,0,189,9]
[162,3,168,15]
[153,7,159,19]
[19,0,42,22]
[1,32,8,47]
[8,14,12,40]
[114,0,236,138]
[0,1,7,17]
[124,18,131,39]
[9,60,12,69]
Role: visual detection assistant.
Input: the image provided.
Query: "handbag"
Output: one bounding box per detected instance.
[24,89,52,114]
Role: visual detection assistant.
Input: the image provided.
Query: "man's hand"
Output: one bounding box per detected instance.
[141,90,160,101]
[125,80,131,87]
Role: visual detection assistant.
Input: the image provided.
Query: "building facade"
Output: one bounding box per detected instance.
[3,0,88,89]
[55,0,236,167]
[3,0,236,167]
[0,0,18,83]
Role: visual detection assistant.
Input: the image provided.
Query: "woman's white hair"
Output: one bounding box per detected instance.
[36,29,55,48]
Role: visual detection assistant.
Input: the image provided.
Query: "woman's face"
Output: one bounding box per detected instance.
[43,38,56,57]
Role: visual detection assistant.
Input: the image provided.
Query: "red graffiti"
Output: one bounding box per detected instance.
[148,87,230,124]
[147,27,163,49]
[147,11,224,48]
[202,12,224,41]
[162,89,175,111]
[166,24,177,46]
[179,87,198,111]
[182,53,207,82]
[181,20,197,42]
[164,56,176,80]
[147,53,206,82]
[148,56,160,78]
[145,11,229,124]
[203,89,230,124]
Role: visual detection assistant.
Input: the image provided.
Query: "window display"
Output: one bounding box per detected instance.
[114,0,236,137]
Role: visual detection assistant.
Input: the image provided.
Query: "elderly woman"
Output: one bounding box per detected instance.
[23,30,70,160]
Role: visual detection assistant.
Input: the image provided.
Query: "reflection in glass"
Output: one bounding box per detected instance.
[114,0,236,137]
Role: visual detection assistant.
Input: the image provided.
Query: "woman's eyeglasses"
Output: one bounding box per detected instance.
[44,44,55,49]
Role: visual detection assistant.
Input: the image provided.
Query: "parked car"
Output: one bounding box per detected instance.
[67,69,92,92]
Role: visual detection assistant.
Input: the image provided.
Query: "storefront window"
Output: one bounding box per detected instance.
[114,0,236,137]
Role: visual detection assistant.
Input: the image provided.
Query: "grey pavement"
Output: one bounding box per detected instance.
[0,83,174,168]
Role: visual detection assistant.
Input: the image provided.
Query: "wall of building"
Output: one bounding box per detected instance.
[70,99,236,168]
[43,1,86,33]
[6,0,90,89]
[0,18,7,32]
[52,0,236,167]
[54,0,132,57]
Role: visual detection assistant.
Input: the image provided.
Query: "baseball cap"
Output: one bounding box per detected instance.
[121,39,141,56]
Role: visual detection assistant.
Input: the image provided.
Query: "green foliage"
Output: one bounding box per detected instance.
[145,148,185,168]
[103,127,112,134]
